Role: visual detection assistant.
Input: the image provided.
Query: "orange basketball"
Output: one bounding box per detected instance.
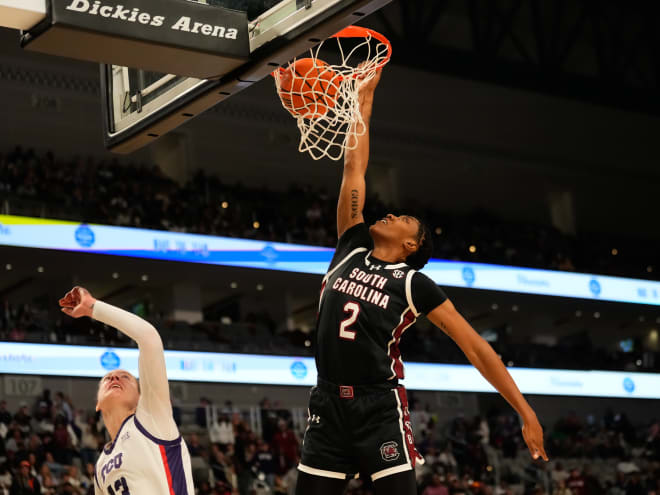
[277,58,340,119]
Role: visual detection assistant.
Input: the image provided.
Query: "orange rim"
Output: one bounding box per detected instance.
[331,25,392,72]
[272,26,391,79]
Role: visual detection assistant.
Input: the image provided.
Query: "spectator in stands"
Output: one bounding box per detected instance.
[74,412,98,467]
[33,391,52,418]
[0,463,12,495]
[5,430,24,458]
[566,468,585,495]
[81,463,95,495]
[9,460,40,495]
[437,443,458,472]
[0,402,11,427]
[474,415,490,446]
[51,420,73,465]
[13,404,31,434]
[209,413,235,449]
[422,474,450,495]
[188,432,205,457]
[552,462,569,486]
[271,419,298,475]
[256,440,276,486]
[196,397,211,429]
[552,479,573,495]
[53,393,73,424]
[43,452,65,479]
[209,444,232,487]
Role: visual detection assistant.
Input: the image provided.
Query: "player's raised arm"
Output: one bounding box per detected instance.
[426,299,549,462]
[336,70,382,238]
[59,286,178,439]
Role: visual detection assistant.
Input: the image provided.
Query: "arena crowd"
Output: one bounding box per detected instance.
[1,147,657,281]
[0,391,658,494]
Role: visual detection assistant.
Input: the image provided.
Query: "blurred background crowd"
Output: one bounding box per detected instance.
[2,296,657,373]
[1,391,659,495]
[1,146,657,281]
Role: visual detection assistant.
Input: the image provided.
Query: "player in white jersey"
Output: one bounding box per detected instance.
[59,286,195,495]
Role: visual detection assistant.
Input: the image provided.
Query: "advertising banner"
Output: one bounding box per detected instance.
[0,342,657,399]
[1,214,659,306]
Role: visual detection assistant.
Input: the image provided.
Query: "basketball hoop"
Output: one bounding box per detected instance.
[272,26,392,161]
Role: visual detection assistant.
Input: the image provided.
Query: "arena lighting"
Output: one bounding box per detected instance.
[612,248,619,256]
[5,263,11,270]
[37,266,44,273]
[2,342,658,398]
[1,214,660,307]
[112,272,119,279]
[141,274,148,281]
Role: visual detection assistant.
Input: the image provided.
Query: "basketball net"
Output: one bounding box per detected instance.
[273,26,392,161]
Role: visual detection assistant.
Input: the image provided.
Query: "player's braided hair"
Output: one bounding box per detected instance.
[405,220,433,270]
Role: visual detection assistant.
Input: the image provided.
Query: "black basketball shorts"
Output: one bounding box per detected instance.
[298,379,423,482]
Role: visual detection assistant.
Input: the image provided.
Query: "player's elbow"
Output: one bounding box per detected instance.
[140,323,164,351]
[343,153,365,173]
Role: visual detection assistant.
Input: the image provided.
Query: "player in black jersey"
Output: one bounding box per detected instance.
[295,70,548,495]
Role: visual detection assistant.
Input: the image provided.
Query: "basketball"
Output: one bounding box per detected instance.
[277,58,340,119]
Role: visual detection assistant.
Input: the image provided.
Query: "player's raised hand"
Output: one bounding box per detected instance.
[522,414,549,461]
[357,63,382,96]
[59,286,96,318]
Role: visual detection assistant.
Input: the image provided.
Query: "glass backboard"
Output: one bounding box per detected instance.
[101,0,392,153]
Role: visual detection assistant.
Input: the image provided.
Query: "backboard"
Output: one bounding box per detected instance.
[101,0,392,154]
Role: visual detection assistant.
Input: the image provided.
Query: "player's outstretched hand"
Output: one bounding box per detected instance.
[358,64,382,95]
[59,286,96,319]
[522,414,549,461]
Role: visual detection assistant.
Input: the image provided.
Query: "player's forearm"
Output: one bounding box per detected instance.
[344,90,375,175]
[467,338,536,422]
[92,300,163,353]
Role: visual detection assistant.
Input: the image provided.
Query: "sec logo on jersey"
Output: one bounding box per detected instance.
[392,270,405,279]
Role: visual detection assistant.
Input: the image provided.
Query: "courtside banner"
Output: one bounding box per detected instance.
[0,342,658,399]
[1,214,659,306]
[21,0,249,78]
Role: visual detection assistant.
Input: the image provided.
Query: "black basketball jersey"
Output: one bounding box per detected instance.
[316,223,448,385]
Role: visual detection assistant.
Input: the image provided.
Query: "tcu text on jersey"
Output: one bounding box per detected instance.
[99,453,123,483]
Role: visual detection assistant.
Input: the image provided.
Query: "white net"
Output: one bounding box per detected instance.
[273,27,391,161]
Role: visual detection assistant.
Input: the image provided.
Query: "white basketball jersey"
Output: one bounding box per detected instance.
[94,414,194,495]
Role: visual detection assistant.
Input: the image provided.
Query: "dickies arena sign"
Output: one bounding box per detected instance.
[21,0,249,78]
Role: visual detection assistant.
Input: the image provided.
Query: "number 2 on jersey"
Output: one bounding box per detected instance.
[339,301,360,340]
